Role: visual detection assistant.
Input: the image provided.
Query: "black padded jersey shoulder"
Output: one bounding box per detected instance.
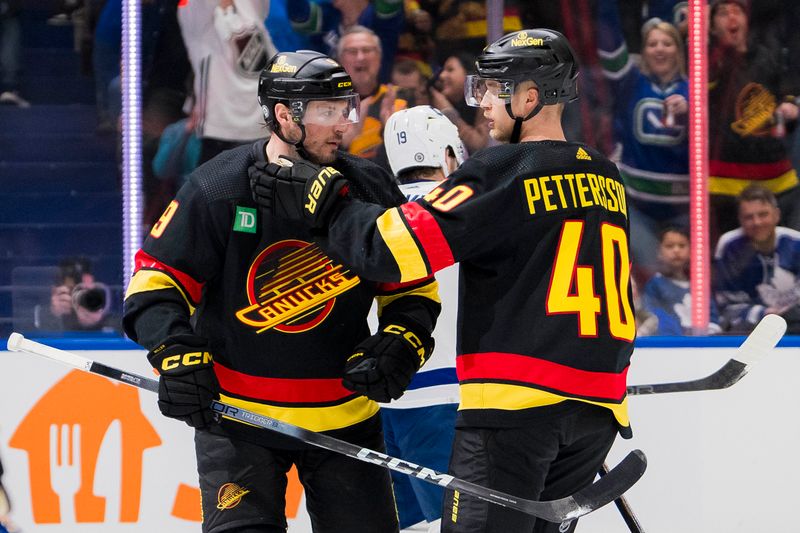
[187,143,256,203]
[334,150,405,207]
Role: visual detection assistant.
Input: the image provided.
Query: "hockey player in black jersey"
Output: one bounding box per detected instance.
[250,30,637,532]
[123,51,441,533]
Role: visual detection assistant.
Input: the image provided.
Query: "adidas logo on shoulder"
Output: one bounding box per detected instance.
[576,147,592,161]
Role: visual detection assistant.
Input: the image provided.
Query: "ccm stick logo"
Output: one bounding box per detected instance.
[356,449,455,486]
[211,404,456,487]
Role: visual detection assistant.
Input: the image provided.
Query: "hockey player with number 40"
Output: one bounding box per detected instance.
[248,29,637,532]
[379,105,466,532]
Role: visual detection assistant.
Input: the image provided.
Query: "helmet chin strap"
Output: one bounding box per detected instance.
[504,101,543,144]
[273,122,311,161]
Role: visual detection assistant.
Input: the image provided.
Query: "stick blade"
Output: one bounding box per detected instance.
[734,313,786,367]
[529,449,647,522]
[569,450,647,518]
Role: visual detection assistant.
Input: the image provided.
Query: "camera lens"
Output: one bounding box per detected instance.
[76,287,106,312]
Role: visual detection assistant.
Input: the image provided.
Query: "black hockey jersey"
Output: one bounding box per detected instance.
[123,140,440,446]
[321,141,634,436]
[709,44,798,196]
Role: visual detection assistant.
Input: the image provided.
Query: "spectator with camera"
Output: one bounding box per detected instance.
[33,257,118,333]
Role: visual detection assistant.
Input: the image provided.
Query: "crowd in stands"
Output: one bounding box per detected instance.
[7,0,800,337]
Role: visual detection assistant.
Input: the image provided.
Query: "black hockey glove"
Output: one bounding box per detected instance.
[343,323,434,403]
[249,156,348,230]
[249,159,304,221]
[147,334,220,429]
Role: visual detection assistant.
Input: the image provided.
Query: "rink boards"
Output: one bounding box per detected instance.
[1,338,798,533]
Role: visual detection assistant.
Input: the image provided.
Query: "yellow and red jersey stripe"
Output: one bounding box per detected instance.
[457,351,630,429]
[375,203,454,283]
[214,362,378,432]
[709,159,798,196]
[125,250,205,311]
[375,277,441,317]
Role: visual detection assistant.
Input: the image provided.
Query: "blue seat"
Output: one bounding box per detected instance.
[0,224,123,257]
[0,162,119,192]
[0,105,98,135]
[0,193,122,223]
[0,134,115,162]
[20,74,95,105]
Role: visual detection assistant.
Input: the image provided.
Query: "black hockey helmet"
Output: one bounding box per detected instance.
[258,50,359,131]
[476,29,579,105]
[465,29,579,142]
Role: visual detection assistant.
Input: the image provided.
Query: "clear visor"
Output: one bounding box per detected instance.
[464,75,515,107]
[299,95,361,126]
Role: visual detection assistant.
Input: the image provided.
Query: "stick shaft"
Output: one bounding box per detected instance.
[599,463,645,533]
[627,314,786,395]
[7,333,644,521]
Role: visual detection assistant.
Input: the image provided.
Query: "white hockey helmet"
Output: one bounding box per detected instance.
[384,105,466,178]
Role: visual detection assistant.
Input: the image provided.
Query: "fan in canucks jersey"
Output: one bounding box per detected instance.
[596,0,689,278]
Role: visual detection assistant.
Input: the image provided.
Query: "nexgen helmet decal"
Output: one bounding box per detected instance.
[235,240,360,333]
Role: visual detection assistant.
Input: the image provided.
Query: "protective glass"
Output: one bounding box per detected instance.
[299,95,361,126]
[464,75,515,107]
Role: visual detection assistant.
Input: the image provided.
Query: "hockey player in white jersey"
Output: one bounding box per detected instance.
[379,105,465,532]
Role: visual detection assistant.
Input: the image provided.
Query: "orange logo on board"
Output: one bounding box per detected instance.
[235,239,360,333]
[8,370,309,525]
[9,371,161,524]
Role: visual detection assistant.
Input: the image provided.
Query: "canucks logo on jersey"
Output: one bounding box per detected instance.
[235,240,360,333]
[634,96,686,146]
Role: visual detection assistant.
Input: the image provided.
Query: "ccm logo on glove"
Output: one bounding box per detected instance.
[147,334,220,428]
[305,166,341,215]
[382,324,427,364]
[157,350,213,372]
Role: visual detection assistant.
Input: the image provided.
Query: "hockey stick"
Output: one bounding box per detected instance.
[627,314,786,395]
[7,333,646,524]
[599,463,645,533]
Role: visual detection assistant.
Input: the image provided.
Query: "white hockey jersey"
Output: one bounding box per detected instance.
[178,0,276,142]
[371,180,460,408]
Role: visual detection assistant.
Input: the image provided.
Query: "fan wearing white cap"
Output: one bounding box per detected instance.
[376,104,466,533]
